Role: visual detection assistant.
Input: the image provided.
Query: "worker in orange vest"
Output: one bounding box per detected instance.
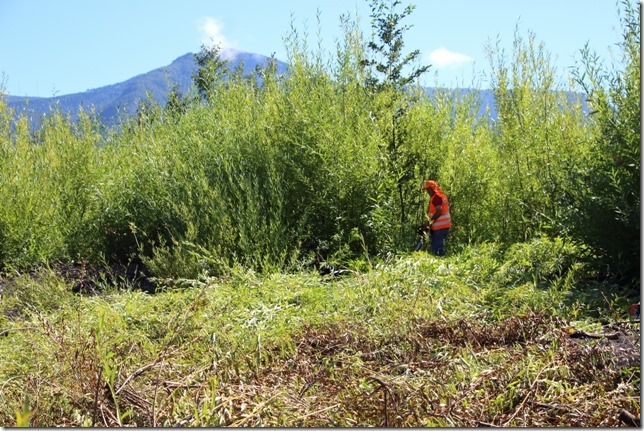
[420,180,452,256]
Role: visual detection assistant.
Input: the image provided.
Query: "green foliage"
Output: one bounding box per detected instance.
[485,27,594,244]
[361,0,431,91]
[569,0,640,279]
[426,89,501,246]
[0,105,111,267]
[192,43,230,102]
[0,241,637,426]
[0,2,637,286]
[491,236,590,289]
[0,4,639,426]
[361,0,432,246]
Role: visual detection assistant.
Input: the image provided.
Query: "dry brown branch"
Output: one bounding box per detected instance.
[569,330,620,340]
[115,362,158,395]
[477,421,500,427]
[92,366,103,427]
[367,376,392,427]
[100,402,118,427]
[618,409,640,427]
[16,310,632,427]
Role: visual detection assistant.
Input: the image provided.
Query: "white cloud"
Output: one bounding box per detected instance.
[428,48,473,68]
[196,16,237,58]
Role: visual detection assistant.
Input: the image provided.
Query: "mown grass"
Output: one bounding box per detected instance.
[0,238,639,427]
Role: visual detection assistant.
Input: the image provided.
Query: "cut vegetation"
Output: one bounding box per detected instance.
[0,0,639,426]
[0,241,639,426]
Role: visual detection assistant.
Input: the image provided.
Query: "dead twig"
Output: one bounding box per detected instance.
[298,375,320,398]
[569,330,620,340]
[477,421,500,427]
[367,376,391,427]
[115,362,158,395]
[618,409,640,427]
[92,365,103,427]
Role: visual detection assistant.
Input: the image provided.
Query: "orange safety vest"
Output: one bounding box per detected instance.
[428,191,452,231]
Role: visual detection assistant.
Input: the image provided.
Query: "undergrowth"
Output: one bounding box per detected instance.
[0,238,639,427]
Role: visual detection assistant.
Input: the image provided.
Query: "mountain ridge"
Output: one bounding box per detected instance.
[4,51,586,129]
[5,51,289,128]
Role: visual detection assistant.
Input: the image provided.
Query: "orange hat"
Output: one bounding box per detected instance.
[422,180,438,191]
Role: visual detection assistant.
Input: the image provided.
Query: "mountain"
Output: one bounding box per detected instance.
[4,51,585,130]
[4,51,289,129]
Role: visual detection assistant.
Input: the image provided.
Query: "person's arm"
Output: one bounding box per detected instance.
[430,195,443,221]
[431,204,442,221]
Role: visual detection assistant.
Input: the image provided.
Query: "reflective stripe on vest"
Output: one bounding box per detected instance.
[429,192,452,231]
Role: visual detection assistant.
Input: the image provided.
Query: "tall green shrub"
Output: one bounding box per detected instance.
[570,0,640,280]
[360,0,431,249]
[486,27,593,244]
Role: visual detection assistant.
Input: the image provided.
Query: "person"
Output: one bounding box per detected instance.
[420,180,452,256]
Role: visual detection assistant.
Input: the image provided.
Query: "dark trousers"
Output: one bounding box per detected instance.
[430,228,450,256]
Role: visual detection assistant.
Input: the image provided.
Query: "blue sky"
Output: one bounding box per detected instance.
[0,0,629,98]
